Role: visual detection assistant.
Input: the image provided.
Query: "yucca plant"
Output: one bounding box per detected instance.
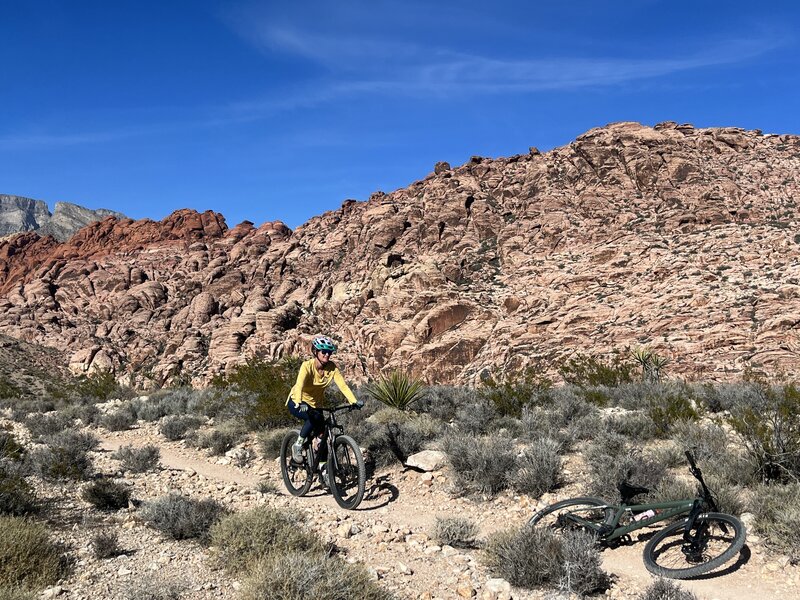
[365,371,426,411]
[631,347,670,383]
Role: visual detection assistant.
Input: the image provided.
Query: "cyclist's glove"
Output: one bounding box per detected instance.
[298,402,309,413]
[354,398,365,410]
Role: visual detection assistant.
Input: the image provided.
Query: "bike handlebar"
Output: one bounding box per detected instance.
[320,404,359,413]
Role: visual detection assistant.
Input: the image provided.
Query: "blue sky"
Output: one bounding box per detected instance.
[1,1,798,229]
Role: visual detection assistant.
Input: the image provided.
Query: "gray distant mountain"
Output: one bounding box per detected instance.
[0,195,126,241]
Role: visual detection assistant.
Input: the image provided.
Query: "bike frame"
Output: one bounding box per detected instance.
[564,498,698,542]
[307,405,352,477]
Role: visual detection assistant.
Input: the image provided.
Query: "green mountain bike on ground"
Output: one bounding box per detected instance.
[528,451,746,579]
[280,404,366,510]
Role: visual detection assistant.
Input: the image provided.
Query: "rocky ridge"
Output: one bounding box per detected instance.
[0,195,125,242]
[0,121,799,385]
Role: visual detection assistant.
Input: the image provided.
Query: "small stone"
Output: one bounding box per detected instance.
[41,586,64,599]
[118,567,133,576]
[397,562,414,575]
[457,583,477,598]
[481,578,512,600]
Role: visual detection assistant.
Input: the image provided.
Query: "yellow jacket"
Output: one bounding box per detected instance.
[287,358,358,408]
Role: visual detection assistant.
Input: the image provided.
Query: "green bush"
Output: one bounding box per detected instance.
[432,517,479,548]
[241,551,394,600]
[82,479,132,511]
[195,421,245,456]
[365,371,426,411]
[606,410,660,441]
[209,506,323,573]
[559,352,635,387]
[727,381,800,483]
[751,483,800,559]
[0,467,37,516]
[43,430,99,453]
[638,578,698,600]
[0,376,21,400]
[210,357,300,428]
[113,444,161,473]
[0,430,25,462]
[443,434,517,496]
[480,364,552,418]
[70,369,123,400]
[0,516,67,588]
[141,494,228,543]
[648,394,699,436]
[484,526,609,595]
[123,575,184,600]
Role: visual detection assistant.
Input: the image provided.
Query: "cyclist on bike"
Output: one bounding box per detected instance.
[286,334,363,481]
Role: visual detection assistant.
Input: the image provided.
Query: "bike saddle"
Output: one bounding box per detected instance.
[618,480,650,504]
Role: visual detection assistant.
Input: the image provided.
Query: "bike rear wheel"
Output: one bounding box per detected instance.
[528,497,614,535]
[329,435,365,510]
[280,430,314,497]
[643,512,746,579]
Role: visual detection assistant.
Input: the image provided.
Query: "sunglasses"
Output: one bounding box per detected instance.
[317,350,333,356]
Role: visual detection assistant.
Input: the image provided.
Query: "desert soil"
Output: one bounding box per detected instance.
[18,421,800,600]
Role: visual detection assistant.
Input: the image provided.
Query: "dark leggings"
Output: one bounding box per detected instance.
[288,400,328,462]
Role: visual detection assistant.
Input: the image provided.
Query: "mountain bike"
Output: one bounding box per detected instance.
[279,404,366,510]
[528,451,746,579]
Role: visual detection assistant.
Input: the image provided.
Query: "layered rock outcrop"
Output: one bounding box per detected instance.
[0,195,125,241]
[0,122,798,385]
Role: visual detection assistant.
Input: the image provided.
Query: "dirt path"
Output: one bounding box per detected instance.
[100,430,800,600]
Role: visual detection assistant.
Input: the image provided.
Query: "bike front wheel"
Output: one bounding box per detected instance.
[643,512,746,579]
[528,497,614,535]
[280,430,314,497]
[329,435,366,510]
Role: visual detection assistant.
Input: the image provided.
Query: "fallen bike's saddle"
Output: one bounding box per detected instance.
[618,480,650,504]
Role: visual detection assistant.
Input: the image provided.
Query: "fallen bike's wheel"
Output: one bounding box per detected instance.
[329,435,365,510]
[280,430,314,497]
[528,497,614,534]
[643,512,746,579]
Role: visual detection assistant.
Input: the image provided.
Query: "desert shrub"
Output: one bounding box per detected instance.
[210,506,323,572]
[23,412,72,440]
[123,575,184,600]
[60,402,100,426]
[692,381,762,413]
[0,516,67,588]
[0,430,25,462]
[750,483,800,559]
[100,404,137,431]
[639,579,698,600]
[607,382,682,411]
[241,551,393,600]
[257,428,292,460]
[71,369,123,400]
[232,447,256,468]
[0,376,21,400]
[365,371,426,411]
[43,430,99,453]
[584,433,667,501]
[159,415,204,441]
[114,444,160,473]
[195,421,245,456]
[27,433,93,481]
[141,494,228,543]
[92,530,123,559]
[512,438,562,497]
[669,420,728,463]
[210,357,300,428]
[559,352,635,387]
[644,474,697,505]
[727,380,800,483]
[0,467,37,515]
[606,410,660,441]
[452,396,499,435]
[480,365,552,418]
[132,397,168,422]
[648,393,699,437]
[432,516,479,548]
[484,526,609,595]
[0,586,36,600]
[443,434,517,496]
[82,478,132,511]
[416,385,479,422]
[257,479,279,494]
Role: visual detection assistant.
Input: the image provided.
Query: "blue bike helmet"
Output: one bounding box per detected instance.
[311,334,337,354]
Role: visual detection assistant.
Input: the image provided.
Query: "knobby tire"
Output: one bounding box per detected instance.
[329,435,366,510]
[643,512,746,579]
[528,497,614,534]
[280,430,314,497]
